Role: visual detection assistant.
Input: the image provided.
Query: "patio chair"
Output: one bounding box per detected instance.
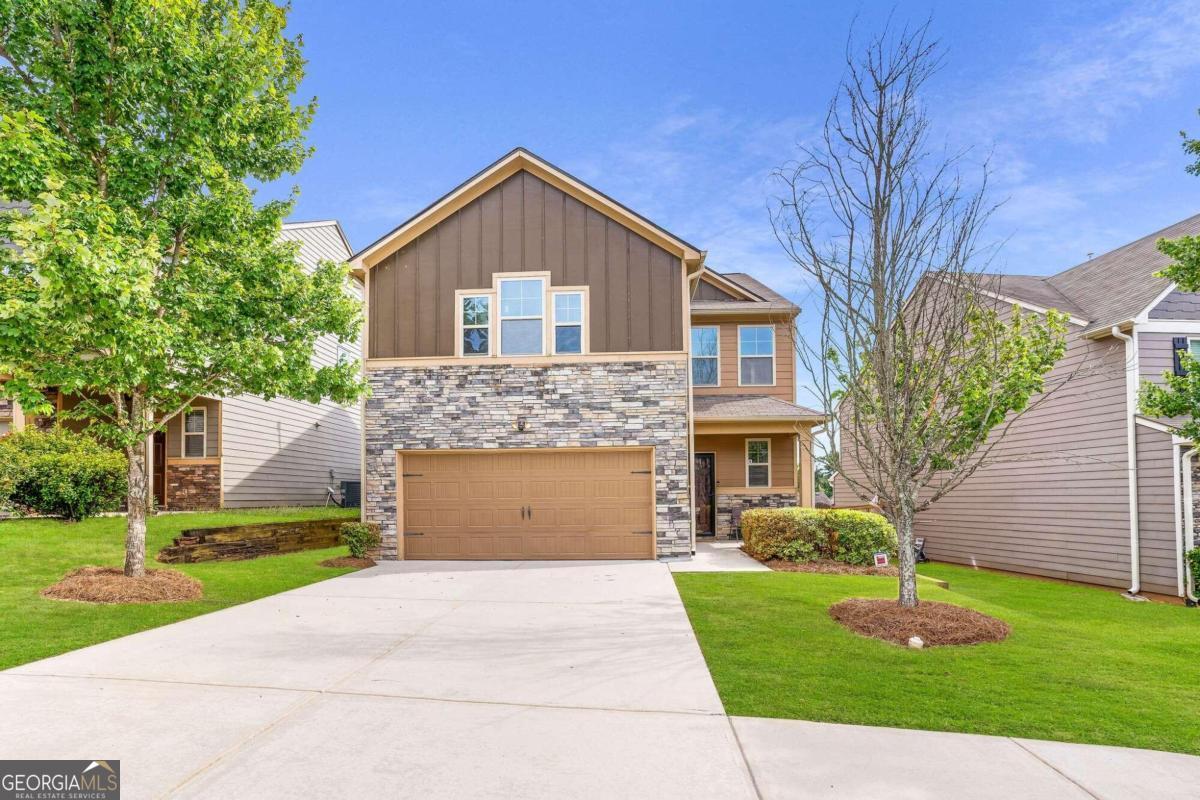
[729,508,743,541]
[914,537,928,563]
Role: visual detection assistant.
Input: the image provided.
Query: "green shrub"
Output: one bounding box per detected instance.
[741,507,895,565]
[0,427,127,521]
[1190,548,1200,598]
[340,522,380,558]
[826,509,898,565]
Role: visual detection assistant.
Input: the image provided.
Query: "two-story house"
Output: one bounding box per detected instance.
[2,220,363,511]
[835,213,1200,600]
[354,148,823,560]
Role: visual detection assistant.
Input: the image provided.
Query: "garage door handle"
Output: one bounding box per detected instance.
[404,532,424,537]
[528,506,533,519]
[521,507,526,520]
[633,530,653,535]
[402,473,423,477]
[630,470,652,474]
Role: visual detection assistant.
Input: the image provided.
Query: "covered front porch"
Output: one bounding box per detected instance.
[1,386,223,512]
[692,395,824,539]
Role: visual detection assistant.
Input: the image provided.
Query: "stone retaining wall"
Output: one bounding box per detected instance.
[157,518,352,563]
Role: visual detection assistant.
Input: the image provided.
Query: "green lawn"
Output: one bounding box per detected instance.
[675,564,1200,755]
[0,507,360,670]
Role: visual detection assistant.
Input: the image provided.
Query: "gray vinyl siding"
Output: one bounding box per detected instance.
[220,221,363,508]
[220,396,361,507]
[1134,423,1181,595]
[1138,331,1180,385]
[835,318,1136,589]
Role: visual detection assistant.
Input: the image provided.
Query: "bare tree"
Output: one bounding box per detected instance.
[771,23,1067,607]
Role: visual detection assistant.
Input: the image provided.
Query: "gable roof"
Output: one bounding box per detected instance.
[987,213,1200,335]
[350,148,704,273]
[691,268,799,316]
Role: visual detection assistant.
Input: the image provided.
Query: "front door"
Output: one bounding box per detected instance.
[152,431,167,509]
[694,453,715,536]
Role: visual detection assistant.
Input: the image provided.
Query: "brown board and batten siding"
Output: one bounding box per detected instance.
[1134,424,1181,595]
[835,315,1135,589]
[368,170,683,359]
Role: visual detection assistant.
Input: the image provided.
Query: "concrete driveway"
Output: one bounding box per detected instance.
[0,560,758,799]
[3,557,1199,799]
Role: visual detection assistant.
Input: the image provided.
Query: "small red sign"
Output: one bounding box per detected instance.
[874,552,889,567]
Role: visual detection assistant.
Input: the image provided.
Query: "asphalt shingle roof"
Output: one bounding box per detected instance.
[983,213,1200,334]
[693,394,824,420]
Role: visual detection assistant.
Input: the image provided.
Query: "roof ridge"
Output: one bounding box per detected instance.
[1049,212,1200,284]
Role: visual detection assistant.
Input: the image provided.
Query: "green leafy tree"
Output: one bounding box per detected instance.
[771,24,1067,607]
[1140,110,1200,437]
[0,1,365,576]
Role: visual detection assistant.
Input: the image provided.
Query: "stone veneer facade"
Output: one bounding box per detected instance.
[166,463,221,511]
[715,491,798,540]
[365,360,691,559]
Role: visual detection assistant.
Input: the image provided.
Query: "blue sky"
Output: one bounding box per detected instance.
[275,0,1200,301]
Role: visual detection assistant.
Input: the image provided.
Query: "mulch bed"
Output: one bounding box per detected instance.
[829,598,1010,647]
[761,558,899,577]
[319,556,376,569]
[42,566,203,604]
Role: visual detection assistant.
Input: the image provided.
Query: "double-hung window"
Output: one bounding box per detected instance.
[499,278,545,356]
[691,327,719,386]
[183,408,206,459]
[746,439,770,487]
[552,291,584,354]
[460,294,492,357]
[739,325,775,386]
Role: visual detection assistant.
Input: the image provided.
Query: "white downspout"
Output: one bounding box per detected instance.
[1111,326,1141,595]
[1182,446,1199,604]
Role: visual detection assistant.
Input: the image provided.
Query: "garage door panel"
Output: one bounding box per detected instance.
[400,449,655,560]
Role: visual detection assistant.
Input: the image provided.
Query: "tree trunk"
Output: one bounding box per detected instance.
[894,498,919,608]
[123,395,151,578]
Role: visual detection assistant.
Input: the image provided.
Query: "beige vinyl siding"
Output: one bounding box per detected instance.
[690,315,796,401]
[1134,424,1181,595]
[220,221,363,507]
[696,433,797,491]
[835,318,1136,590]
[164,397,220,458]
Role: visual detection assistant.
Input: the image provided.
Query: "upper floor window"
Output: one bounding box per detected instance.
[499,278,545,356]
[739,325,775,386]
[746,439,770,487]
[691,327,719,386]
[553,291,584,354]
[461,294,491,357]
[183,408,206,459]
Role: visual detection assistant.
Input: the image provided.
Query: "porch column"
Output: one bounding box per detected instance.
[12,400,24,432]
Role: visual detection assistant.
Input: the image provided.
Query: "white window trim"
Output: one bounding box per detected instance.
[550,287,589,355]
[746,438,771,488]
[495,273,548,357]
[456,290,495,358]
[737,324,776,387]
[181,407,207,459]
[691,325,720,387]
[1187,337,1200,361]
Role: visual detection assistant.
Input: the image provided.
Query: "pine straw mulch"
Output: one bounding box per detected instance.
[829,598,1010,647]
[318,556,376,569]
[42,566,203,604]
[760,557,899,577]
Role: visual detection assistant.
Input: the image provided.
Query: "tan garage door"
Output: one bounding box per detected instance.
[399,448,655,560]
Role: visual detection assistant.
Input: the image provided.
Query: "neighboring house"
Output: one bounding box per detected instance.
[835,214,1200,599]
[353,147,823,560]
[2,220,363,511]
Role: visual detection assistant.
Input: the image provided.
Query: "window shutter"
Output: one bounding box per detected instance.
[1173,337,1189,376]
